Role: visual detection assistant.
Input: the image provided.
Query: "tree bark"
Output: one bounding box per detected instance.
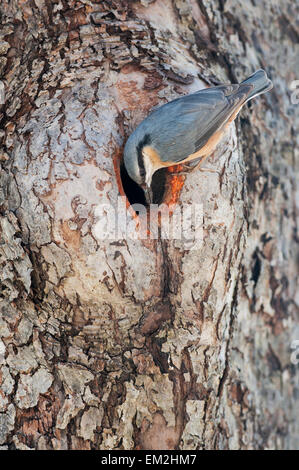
[0,0,298,450]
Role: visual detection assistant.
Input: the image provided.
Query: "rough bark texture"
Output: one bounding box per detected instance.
[0,0,298,450]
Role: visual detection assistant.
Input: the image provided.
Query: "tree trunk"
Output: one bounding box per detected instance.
[0,0,298,450]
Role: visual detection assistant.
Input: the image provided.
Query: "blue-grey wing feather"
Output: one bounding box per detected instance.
[133,84,252,163]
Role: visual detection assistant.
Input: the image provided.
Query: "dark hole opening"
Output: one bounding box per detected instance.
[151,168,167,205]
[120,163,147,207]
[120,164,166,207]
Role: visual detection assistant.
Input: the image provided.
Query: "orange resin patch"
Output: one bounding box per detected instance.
[164,164,185,207]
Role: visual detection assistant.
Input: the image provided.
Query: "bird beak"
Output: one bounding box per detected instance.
[142,185,153,205]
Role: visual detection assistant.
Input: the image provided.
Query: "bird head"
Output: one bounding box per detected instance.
[123,133,154,205]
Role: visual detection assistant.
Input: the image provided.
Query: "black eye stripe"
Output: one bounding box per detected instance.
[137,134,151,180]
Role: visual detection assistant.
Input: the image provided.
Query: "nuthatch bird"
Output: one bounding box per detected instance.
[123,69,273,204]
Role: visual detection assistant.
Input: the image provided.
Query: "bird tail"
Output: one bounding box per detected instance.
[241,69,273,101]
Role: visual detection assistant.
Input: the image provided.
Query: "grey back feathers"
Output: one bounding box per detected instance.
[124,69,272,184]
